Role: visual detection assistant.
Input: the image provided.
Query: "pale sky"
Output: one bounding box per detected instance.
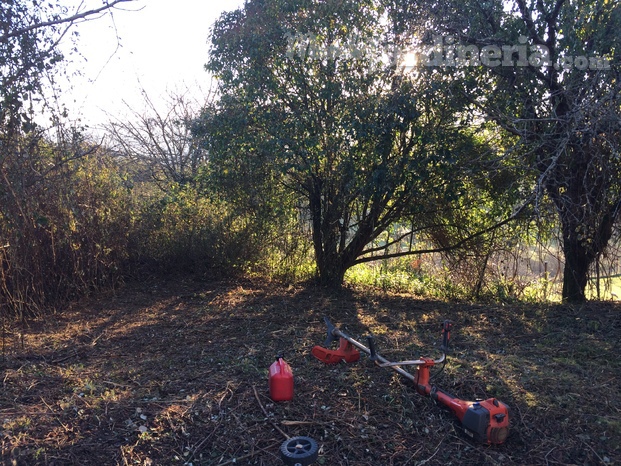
[57,0,244,128]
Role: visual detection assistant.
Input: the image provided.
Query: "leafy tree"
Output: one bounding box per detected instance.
[199,0,519,286]
[409,0,621,302]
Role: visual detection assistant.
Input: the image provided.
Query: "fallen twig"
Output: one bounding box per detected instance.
[218,441,281,466]
[184,420,221,465]
[51,350,78,364]
[102,380,132,389]
[281,420,316,426]
[580,439,608,465]
[252,384,289,440]
[417,436,448,466]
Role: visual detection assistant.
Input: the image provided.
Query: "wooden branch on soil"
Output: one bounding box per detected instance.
[252,384,289,440]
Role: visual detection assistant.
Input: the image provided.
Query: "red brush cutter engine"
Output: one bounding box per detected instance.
[432,388,509,444]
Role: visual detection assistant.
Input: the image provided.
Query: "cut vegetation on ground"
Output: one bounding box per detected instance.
[1,278,620,465]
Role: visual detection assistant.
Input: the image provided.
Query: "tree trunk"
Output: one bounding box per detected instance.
[309,185,348,288]
[316,255,347,287]
[561,238,589,303]
[545,137,619,303]
[559,206,616,303]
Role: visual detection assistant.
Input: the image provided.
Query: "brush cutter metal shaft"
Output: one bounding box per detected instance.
[323,318,444,383]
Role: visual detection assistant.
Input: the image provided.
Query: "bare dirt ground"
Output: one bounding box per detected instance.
[1,277,620,465]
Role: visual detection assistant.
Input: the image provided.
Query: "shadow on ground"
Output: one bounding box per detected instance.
[1,277,620,465]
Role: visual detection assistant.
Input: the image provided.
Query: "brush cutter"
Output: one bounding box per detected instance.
[311,318,510,445]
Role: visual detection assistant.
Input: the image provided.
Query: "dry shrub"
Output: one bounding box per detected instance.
[127,183,300,277]
[0,134,133,317]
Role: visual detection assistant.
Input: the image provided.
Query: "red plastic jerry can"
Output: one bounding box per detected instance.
[269,357,294,401]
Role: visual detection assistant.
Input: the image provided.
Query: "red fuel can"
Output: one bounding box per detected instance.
[269,358,294,401]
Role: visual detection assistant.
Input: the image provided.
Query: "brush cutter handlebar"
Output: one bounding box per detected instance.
[314,318,446,383]
[313,320,417,382]
[377,320,450,368]
[441,319,452,351]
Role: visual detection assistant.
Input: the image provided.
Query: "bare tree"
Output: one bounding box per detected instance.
[105,86,213,188]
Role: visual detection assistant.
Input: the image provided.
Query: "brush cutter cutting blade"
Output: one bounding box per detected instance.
[323,317,338,346]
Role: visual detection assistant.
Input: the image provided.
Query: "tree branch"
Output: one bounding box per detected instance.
[353,199,533,266]
[0,0,136,43]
